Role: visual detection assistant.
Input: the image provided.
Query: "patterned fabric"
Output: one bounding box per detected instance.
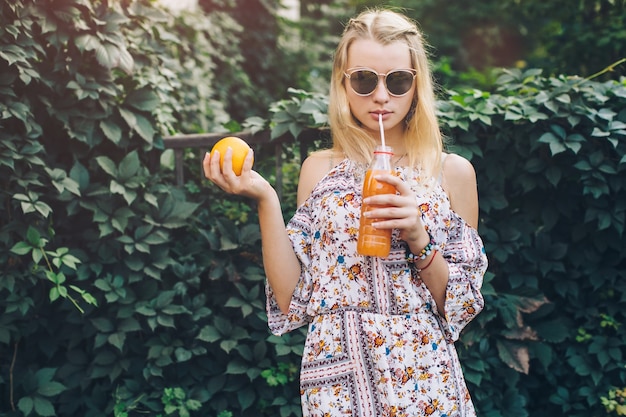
[266,158,488,417]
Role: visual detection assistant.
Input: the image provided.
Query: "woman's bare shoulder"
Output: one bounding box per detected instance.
[442,153,476,183]
[297,149,344,206]
[441,153,479,229]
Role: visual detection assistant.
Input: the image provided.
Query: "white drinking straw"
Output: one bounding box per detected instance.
[378,113,385,148]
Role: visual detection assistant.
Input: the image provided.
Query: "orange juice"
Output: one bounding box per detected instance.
[357,147,396,257]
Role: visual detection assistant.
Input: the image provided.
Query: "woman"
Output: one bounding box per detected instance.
[204,8,487,417]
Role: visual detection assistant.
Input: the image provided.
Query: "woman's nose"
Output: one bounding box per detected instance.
[372,77,390,102]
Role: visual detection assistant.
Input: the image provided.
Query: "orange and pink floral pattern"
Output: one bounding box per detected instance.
[267,159,488,417]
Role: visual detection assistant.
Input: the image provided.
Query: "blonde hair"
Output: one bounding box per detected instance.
[328,8,442,177]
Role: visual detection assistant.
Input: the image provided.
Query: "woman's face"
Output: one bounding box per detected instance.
[344,38,415,144]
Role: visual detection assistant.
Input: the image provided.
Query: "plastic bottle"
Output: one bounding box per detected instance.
[357,146,396,257]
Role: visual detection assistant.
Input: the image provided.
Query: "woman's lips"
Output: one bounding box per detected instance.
[371,111,390,121]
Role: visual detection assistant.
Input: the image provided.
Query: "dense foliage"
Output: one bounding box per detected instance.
[351,0,626,86]
[2,0,626,417]
[0,0,289,416]
[439,69,626,416]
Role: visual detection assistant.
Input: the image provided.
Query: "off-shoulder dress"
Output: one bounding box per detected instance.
[266,158,488,417]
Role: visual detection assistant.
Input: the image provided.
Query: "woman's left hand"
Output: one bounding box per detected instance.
[362,173,430,250]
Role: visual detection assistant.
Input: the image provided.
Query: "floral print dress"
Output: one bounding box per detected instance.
[266,158,488,417]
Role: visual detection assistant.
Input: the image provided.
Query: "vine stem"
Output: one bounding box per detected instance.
[39,246,53,271]
[10,340,18,411]
[39,247,84,313]
[584,57,626,82]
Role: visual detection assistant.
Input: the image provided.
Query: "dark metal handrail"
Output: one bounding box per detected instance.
[162,128,330,200]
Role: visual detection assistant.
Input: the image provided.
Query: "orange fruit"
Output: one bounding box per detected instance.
[210,136,252,176]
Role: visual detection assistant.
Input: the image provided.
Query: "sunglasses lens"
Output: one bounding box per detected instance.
[347,69,415,96]
[350,70,378,95]
[387,71,414,96]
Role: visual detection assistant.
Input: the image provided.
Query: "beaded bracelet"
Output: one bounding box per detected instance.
[416,250,438,273]
[405,233,437,263]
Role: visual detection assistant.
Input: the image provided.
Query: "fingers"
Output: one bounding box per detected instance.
[362,174,424,238]
[203,149,222,181]
[370,173,411,195]
[203,148,238,191]
[203,147,263,200]
[363,173,412,206]
[204,147,255,178]
[241,147,254,173]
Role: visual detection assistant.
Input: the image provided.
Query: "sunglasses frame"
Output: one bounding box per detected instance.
[344,67,417,97]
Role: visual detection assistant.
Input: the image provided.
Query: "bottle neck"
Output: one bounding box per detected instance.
[370,146,394,170]
[374,145,393,155]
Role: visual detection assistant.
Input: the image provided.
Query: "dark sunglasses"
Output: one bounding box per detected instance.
[344,68,417,97]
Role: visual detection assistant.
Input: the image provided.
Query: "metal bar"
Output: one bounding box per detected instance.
[161,128,328,189]
[174,149,184,187]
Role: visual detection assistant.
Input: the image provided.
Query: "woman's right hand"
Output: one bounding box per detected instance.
[203,147,270,201]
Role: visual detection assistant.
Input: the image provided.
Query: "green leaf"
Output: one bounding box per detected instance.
[37,381,66,397]
[175,347,192,362]
[96,156,118,177]
[91,318,115,332]
[117,45,134,74]
[95,42,121,69]
[100,119,123,144]
[534,319,570,343]
[49,287,60,302]
[156,315,175,328]
[35,368,57,384]
[110,180,137,205]
[597,108,616,121]
[18,397,34,415]
[33,396,55,416]
[591,127,610,137]
[567,353,592,376]
[549,141,566,156]
[197,325,220,343]
[133,113,155,143]
[119,107,136,129]
[225,359,248,374]
[59,253,81,270]
[237,387,255,410]
[74,33,100,51]
[10,241,33,255]
[108,332,126,351]
[496,340,529,374]
[26,226,43,247]
[124,256,144,271]
[161,305,188,315]
[224,297,245,308]
[80,291,99,307]
[270,122,290,139]
[126,88,160,111]
[144,192,158,208]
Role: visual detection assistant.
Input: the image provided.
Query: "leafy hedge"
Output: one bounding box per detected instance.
[1,0,626,416]
[439,69,626,417]
[0,1,301,416]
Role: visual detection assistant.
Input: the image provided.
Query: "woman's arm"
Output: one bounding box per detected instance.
[203,148,301,314]
[415,153,479,314]
[257,184,302,314]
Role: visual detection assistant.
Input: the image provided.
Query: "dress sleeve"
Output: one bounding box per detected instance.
[438,212,488,342]
[265,206,315,336]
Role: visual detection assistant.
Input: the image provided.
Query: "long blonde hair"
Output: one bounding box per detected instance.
[328,8,443,177]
